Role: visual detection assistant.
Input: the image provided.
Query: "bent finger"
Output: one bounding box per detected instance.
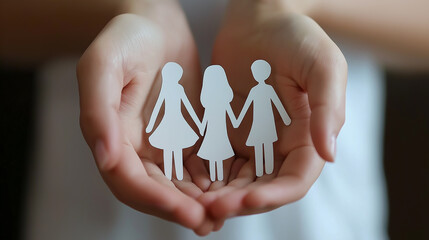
[102,141,206,229]
[77,42,124,170]
[244,146,324,209]
[306,40,347,162]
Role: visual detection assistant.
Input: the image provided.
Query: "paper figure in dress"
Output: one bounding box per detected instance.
[236,60,291,177]
[198,65,238,181]
[146,62,201,180]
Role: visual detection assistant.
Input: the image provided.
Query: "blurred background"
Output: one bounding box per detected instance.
[1,1,428,240]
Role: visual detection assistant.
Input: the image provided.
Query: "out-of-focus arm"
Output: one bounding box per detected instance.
[0,0,124,66]
[310,0,429,59]
[3,0,429,67]
[0,0,180,67]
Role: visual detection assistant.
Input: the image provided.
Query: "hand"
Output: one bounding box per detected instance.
[77,8,218,235]
[199,0,346,221]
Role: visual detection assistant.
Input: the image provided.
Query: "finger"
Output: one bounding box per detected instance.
[209,188,249,219]
[207,149,285,219]
[227,157,248,182]
[77,45,123,170]
[207,158,234,191]
[172,175,204,199]
[198,185,236,209]
[184,154,211,191]
[198,181,247,219]
[193,217,215,236]
[244,146,324,210]
[213,219,226,232]
[205,161,256,219]
[101,141,206,229]
[305,40,347,162]
[143,161,207,208]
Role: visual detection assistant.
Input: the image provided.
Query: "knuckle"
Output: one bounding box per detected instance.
[76,36,122,81]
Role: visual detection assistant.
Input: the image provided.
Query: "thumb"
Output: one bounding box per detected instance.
[306,43,347,162]
[77,48,123,170]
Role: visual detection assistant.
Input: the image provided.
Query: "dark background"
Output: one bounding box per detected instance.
[1,67,428,240]
[384,71,429,240]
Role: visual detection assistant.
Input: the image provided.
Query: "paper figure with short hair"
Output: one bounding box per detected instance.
[145,62,201,180]
[236,59,291,177]
[197,65,238,181]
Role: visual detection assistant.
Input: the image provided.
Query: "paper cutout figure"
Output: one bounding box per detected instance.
[145,62,201,180]
[146,60,290,181]
[198,65,238,181]
[236,60,291,177]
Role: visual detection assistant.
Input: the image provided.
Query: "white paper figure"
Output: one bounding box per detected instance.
[236,60,291,177]
[198,65,238,181]
[146,62,201,180]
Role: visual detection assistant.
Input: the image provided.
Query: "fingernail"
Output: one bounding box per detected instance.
[330,135,337,162]
[95,140,108,169]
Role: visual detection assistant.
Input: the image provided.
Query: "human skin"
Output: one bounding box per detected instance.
[2,0,429,65]
[77,1,217,235]
[77,0,347,235]
[3,0,428,236]
[198,0,346,222]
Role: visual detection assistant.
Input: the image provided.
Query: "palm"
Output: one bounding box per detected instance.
[114,18,206,190]
[119,17,214,217]
[80,3,346,233]
[200,13,343,219]
[79,13,211,230]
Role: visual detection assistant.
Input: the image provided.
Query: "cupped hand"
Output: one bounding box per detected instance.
[77,7,217,235]
[77,0,347,234]
[199,0,347,221]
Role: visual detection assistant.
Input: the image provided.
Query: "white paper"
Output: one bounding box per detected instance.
[146,60,291,180]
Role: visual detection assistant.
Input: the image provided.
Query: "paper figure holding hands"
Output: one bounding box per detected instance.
[146,60,290,180]
[236,60,291,177]
[146,62,201,180]
[198,65,238,181]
